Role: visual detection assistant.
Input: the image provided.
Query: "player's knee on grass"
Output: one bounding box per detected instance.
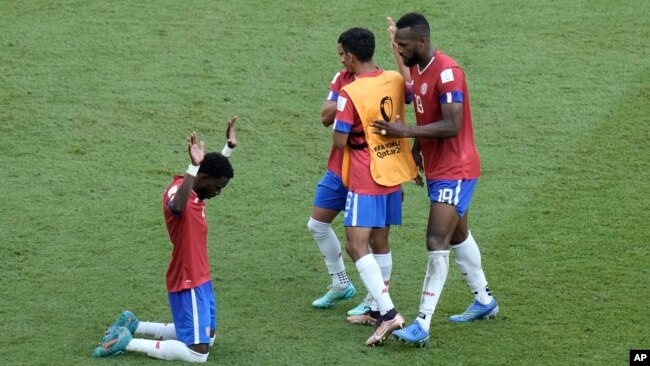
[189,343,210,355]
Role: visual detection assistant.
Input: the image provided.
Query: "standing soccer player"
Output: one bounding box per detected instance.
[332,27,417,346]
[309,33,395,323]
[373,13,499,347]
[92,118,237,362]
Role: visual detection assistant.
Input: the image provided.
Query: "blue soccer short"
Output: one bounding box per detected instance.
[343,190,402,228]
[313,170,349,211]
[427,179,478,217]
[168,280,217,346]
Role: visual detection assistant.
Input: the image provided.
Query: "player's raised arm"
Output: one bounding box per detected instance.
[222,115,237,157]
[387,17,411,83]
[168,132,204,215]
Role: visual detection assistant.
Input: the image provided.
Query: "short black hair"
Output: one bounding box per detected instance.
[338,27,375,62]
[395,12,430,38]
[198,152,234,179]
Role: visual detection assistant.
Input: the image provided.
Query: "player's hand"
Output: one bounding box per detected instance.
[371,115,407,138]
[187,131,205,166]
[386,17,398,50]
[226,115,237,148]
[412,144,424,173]
[414,174,424,187]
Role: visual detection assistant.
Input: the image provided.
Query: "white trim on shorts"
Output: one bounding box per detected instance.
[191,288,199,343]
[352,193,359,226]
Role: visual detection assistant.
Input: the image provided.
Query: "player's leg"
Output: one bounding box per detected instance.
[92,310,177,359]
[347,227,390,326]
[309,171,355,308]
[120,284,213,362]
[449,210,498,322]
[109,310,178,341]
[92,324,206,362]
[347,188,399,326]
[394,202,456,346]
[394,180,460,346]
[209,281,217,346]
[372,189,401,301]
[344,191,404,346]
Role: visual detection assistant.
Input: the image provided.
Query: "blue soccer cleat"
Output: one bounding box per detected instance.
[92,326,132,358]
[312,283,356,308]
[448,298,499,323]
[393,321,429,347]
[110,310,140,335]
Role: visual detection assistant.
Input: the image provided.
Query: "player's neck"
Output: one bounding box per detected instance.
[418,47,436,69]
[354,61,378,76]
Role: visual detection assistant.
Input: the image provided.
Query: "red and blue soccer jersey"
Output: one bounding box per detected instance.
[325,70,356,177]
[333,69,403,196]
[162,176,211,293]
[410,49,480,180]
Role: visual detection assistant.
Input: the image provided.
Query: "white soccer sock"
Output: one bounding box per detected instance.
[416,250,449,332]
[356,254,394,315]
[332,270,350,288]
[126,339,208,363]
[368,295,379,312]
[308,218,347,287]
[451,231,492,305]
[373,252,392,289]
[135,322,177,340]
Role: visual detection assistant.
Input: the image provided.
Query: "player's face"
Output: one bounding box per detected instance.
[337,43,352,72]
[394,28,422,67]
[196,176,230,200]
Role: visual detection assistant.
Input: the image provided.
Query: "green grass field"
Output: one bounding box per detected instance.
[1,1,649,365]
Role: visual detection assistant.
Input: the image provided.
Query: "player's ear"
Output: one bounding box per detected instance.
[418,35,427,47]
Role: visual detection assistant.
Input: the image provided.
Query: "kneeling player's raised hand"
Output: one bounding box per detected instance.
[226,115,237,148]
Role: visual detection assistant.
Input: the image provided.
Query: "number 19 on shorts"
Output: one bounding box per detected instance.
[437,188,455,205]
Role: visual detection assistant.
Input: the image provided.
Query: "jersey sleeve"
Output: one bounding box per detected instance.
[405,81,413,104]
[333,90,354,134]
[326,71,344,102]
[163,184,181,216]
[437,67,465,105]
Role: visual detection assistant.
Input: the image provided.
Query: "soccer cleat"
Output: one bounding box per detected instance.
[346,310,378,326]
[364,311,404,346]
[347,300,371,316]
[312,283,356,308]
[92,326,132,358]
[393,321,430,347]
[111,310,140,334]
[448,298,499,323]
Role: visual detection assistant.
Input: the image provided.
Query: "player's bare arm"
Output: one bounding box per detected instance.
[221,115,238,158]
[226,115,237,148]
[371,103,463,139]
[386,17,411,83]
[411,138,425,186]
[320,101,337,127]
[169,132,204,215]
[332,130,349,150]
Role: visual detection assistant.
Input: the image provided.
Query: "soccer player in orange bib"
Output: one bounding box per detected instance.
[332,27,418,346]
